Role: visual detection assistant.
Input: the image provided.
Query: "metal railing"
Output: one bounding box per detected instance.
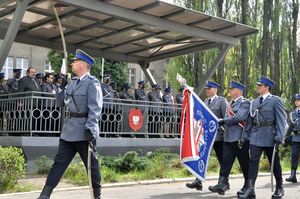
[0,92,182,138]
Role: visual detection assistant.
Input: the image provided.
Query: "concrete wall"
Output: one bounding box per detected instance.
[0,136,180,172]
[0,41,49,74]
[128,59,168,89]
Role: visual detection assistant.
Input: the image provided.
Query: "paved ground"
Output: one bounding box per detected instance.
[1,174,299,199]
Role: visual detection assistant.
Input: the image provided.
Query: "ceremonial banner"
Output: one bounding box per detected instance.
[180,87,219,181]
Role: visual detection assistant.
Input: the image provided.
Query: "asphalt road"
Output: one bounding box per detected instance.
[1,174,299,199]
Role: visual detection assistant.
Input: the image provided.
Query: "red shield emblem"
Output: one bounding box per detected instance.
[129,108,143,132]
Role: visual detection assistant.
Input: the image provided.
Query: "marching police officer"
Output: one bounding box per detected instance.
[239,76,286,199]
[284,93,300,183]
[148,84,162,138]
[0,73,8,95]
[208,80,250,196]
[7,68,21,93]
[186,81,228,191]
[37,49,102,199]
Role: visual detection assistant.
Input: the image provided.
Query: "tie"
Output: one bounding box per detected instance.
[259,96,263,104]
[298,110,300,115]
[76,79,80,85]
[230,100,234,107]
[33,79,39,89]
[208,99,211,105]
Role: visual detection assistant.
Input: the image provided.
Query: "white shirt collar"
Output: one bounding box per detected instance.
[209,94,218,101]
[233,96,243,102]
[78,72,90,81]
[261,92,271,100]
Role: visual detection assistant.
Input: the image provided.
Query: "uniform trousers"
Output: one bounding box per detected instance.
[213,140,224,167]
[248,144,282,184]
[291,141,300,170]
[220,141,249,178]
[45,139,101,191]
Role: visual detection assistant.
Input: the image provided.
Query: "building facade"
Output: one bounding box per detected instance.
[0,41,51,80]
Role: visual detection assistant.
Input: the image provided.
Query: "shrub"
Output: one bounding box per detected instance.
[35,156,52,175]
[0,146,26,193]
[102,166,118,183]
[114,151,148,173]
[64,161,88,186]
[259,157,270,172]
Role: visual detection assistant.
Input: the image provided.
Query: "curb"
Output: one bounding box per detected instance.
[0,171,295,197]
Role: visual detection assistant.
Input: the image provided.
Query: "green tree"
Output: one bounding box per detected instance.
[47,50,128,90]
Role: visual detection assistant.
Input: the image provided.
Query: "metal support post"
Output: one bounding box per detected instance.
[139,62,156,86]
[197,44,231,95]
[0,0,31,71]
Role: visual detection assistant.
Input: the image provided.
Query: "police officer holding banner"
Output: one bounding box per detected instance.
[37,49,102,199]
[208,80,250,196]
[284,93,300,183]
[239,76,286,199]
[186,81,228,191]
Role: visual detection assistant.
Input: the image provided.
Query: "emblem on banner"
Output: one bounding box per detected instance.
[129,109,143,132]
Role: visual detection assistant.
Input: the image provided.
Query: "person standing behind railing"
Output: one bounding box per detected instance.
[108,81,119,137]
[18,67,41,92]
[0,73,8,95]
[134,80,148,137]
[53,74,63,92]
[148,84,162,138]
[175,85,184,138]
[0,73,8,131]
[119,83,134,137]
[7,68,22,93]
[100,76,112,135]
[162,85,175,138]
[36,73,45,87]
[41,73,59,133]
[119,83,134,101]
[18,67,42,132]
[41,73,58,94]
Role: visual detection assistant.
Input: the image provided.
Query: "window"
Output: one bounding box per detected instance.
[1,57,14,80]
[16,57,29,77]
[128,68,135,85]
[44,60,53,73]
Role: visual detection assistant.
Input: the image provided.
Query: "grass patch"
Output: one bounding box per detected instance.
[38,147,294,187]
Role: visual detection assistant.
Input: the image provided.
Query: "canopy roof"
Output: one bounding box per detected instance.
[0,0,258,64]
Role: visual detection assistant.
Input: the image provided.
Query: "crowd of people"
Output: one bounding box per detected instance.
[0,67,63,95]
[0,67,185,137]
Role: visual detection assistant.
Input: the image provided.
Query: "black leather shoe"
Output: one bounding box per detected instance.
[238,180,256,199]
[94,188,101,199]
[36,196,49,199]
[237,180,248,196]
[272,187,284,199]
[186,179,203,190]
[37,185,53,199]
[208,176,230,195]
[286,170,297,183]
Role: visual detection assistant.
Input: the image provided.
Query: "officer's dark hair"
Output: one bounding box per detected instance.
[262,84,271,91]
